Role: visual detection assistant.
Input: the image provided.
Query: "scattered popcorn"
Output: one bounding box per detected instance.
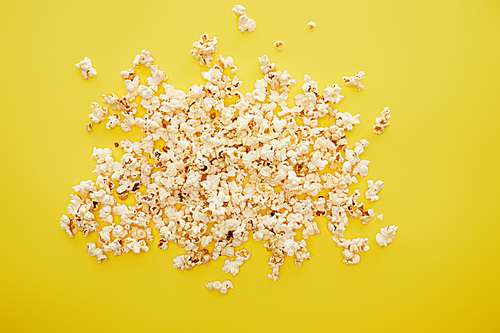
[373,107,391,135]
[376,225,398,247]
[75,56,97,79]
[365,180,384,202]
[232,5,256,33]
[206,280,234,294]
[63,35,396,289]
[343,71,365,91]
[377,214,384,220]
[307,21,316,31]
[274,40,284,51]
[190,34,218,67]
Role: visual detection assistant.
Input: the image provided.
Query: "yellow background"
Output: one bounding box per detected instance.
[1,0,499,331]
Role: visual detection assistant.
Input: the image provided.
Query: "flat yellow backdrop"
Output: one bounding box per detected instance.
[1,0,499,332]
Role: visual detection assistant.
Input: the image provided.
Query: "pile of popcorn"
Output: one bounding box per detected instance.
[61,33,397,293]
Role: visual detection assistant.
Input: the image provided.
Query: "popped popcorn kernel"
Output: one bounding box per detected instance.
[343,70,365,91]
[307,21,316,30]
[365,180,384,202]
[222,249,251,276]
[332,237,369,265]
[373,107,391,135]
[190,33,218,67]
[376,225,398,247]
[206,280,233,294]
[274,40,284,51]
[232,5,256,33]
[75,56,97,79]
[87,243,107,263]
[85,122,93,134]
[133,50,154,68]
[232,5,246,16]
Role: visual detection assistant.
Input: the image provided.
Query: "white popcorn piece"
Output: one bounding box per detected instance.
[274,40,284,51]
[353,160,370,178]
[343,71,365,91]
[373,107,391,135]
[377,214,384,220]
[232,5,246,16]
[190,34,218,67]
[106,113,121,129]
[87,243,107,263]
[222,248,251,276]
[376,225,398,247]
[336,111,360,131]
[138,85,154,100]
[206,280,222,291]
[365,180,384,202]
[89,102,108,123]
[133,50,154,68]
[60,215,76,238]
[217,55,238,74]
[332,237,369,265]
[205,280,233,294]
[238,15,256,33]
[232,5,256,33]
[120,68,135,80]
[258,54,277,74]
[307,21,316,31]
[75,57,97,79]
[323,84,344,104]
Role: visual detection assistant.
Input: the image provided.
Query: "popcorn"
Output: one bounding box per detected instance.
[274,40,284,51]
[307,21,316,30]
[365,180,384,202]
[89,102,108,123]
[373,107,391,135]
[222,248,251,276]
[258,54,276,74]
[232,5,256,33]
[60,215,76,238]
[85,122,93,134]
[87,243,107,263]
[75,56,97,79]
[323,84,344,104]
[106,113,121,129]
[232,5,246,16]
[63,35,397,289]
[332,237,369,265]
[133,50,154,68]
[376,225,398,247]
[353,160,370,178]
[343,71,365,91]
[190,34,218,67]
[336,111,360,131]
[205,280,233,294]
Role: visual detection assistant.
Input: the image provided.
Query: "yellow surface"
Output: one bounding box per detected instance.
[1,0,499,331]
